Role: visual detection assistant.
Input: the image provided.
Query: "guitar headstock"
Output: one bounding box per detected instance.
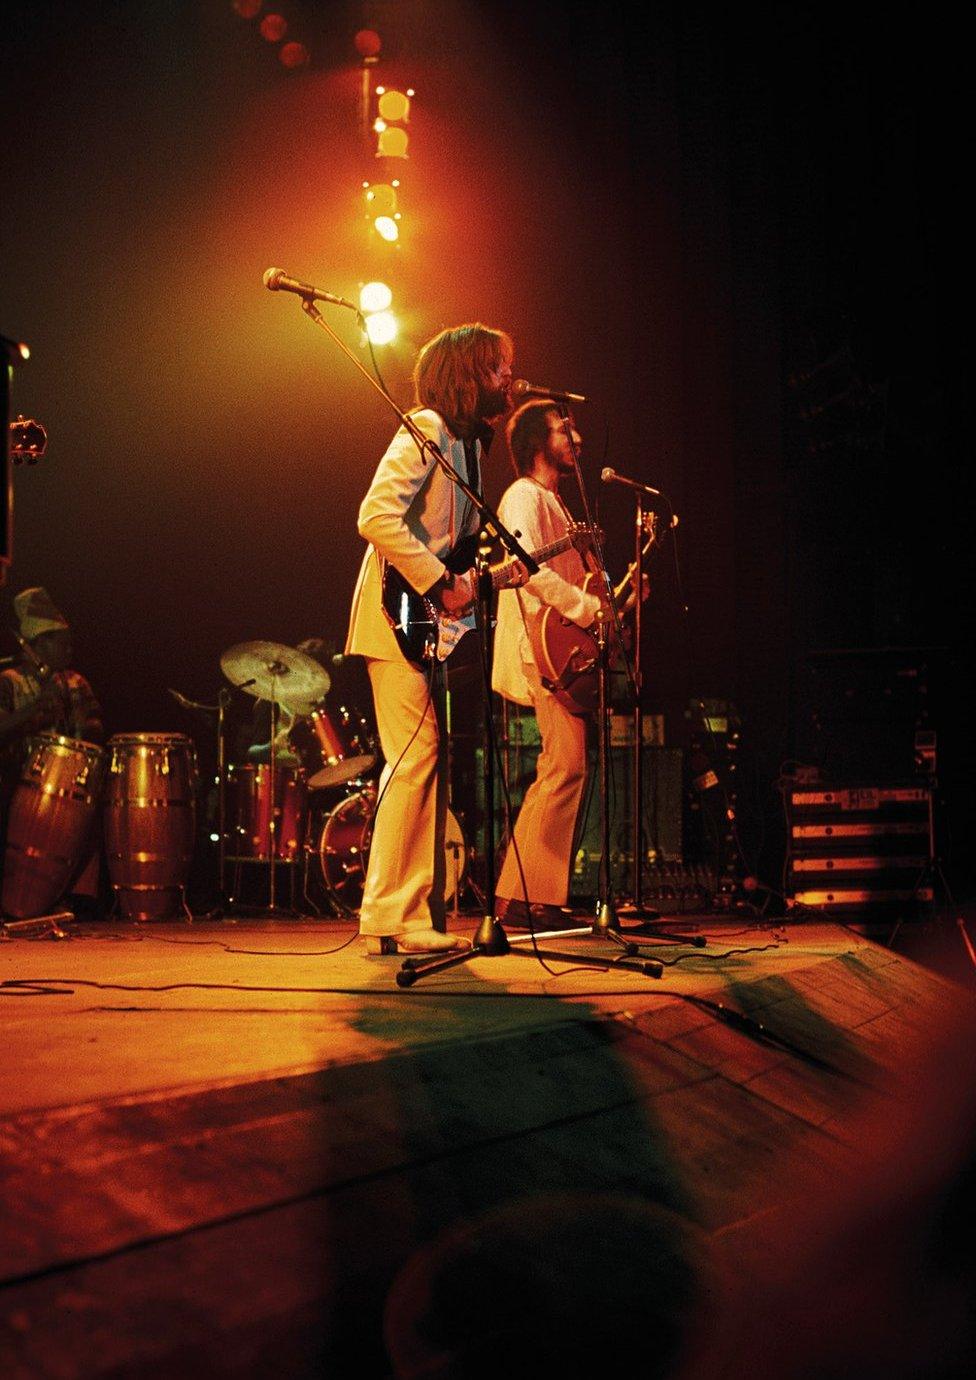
[568,521,601,553]
[9,416,47,465]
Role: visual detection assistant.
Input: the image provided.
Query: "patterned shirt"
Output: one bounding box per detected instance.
[0,666,104,755]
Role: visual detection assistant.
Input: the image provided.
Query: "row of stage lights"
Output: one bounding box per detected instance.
[232,9,413,347]
[356,28,413,347]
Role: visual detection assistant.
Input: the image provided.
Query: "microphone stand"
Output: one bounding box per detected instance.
[552,411,699,952]
[288,297,664,986]
[611,495,703,945]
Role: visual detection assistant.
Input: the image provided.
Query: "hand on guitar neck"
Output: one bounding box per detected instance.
[436,558,529,616]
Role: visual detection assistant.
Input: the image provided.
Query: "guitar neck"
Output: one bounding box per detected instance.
[492,533,574,590]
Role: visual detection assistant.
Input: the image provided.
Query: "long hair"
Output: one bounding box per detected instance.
[413,324,513,439]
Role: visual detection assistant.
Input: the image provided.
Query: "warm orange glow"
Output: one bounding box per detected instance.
[377,89,410,123]
[359,281,392,313]
[232,0,262,18]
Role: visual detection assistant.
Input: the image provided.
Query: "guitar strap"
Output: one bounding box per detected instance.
[462,437,482,525]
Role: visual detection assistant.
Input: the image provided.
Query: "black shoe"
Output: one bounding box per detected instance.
[66,894,103,921]
[498,900,588,932]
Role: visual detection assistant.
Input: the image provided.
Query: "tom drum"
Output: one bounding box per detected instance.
[289,703,377,790]
[226,762,307,861]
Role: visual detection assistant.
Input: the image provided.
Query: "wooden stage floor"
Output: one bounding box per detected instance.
[2,912,975,1377]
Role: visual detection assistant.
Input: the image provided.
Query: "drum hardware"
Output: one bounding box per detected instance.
[9,415,47,464]
[288,702,377,790]
[217,641,332,916]
[169,685,232,916]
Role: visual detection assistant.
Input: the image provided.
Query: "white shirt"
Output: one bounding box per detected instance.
[491,477,600,706]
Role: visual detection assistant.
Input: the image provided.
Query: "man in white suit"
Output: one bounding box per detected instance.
[345,323,517,955]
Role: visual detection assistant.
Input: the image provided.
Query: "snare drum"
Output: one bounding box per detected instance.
[315,786,467,915]
[289,702,377,790]
[2,733,107,918]
[103,734,198,921]
[226,762,307,861]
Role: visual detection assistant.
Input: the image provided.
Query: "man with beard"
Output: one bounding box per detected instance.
[491,401,604,931]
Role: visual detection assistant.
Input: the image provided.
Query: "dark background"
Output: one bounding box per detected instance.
[2,1,967,897]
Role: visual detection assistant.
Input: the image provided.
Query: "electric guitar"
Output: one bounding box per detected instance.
[382,524,591,668]
[533,514,658,715]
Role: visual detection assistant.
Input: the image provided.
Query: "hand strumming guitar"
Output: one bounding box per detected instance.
[436,558,530,616]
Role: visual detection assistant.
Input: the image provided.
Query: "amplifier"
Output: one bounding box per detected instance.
[785,784,934,913]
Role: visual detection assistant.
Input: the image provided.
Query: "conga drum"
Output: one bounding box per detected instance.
[2,733,107,918]
[103,734,197,921]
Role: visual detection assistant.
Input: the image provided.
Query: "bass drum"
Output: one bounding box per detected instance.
[316,786,467,916]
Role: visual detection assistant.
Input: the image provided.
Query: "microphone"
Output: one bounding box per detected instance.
[263,267,358,311]
[14,631,50,680]
[601,467,662,497]
[512,379,586,405]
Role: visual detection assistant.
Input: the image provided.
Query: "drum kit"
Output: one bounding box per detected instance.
[215,639,467,917]
[0,637,469,923]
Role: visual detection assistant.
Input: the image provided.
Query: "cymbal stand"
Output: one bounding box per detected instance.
[268,675,278,912]
[169,685,234,916]
[443,672,485,916]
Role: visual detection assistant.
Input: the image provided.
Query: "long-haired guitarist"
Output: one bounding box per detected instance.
[491,400,606,930]
[344,323,518,955]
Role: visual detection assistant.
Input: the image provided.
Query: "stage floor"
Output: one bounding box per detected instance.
[2,912,974,1377]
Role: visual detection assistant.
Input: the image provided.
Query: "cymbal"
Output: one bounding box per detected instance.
[220,640,331,705]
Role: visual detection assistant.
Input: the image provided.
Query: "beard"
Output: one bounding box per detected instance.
[477,381,511,421]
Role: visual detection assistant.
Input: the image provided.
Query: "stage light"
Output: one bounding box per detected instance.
[364,311,397,345]
[376,126,409,159]
[377,89,410,123]
[364,183,397,216]
[354,28,381,58]
[259,13,287,42]
[279,41,309,68]
[359,281,393,313]
[374,216,399,242]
